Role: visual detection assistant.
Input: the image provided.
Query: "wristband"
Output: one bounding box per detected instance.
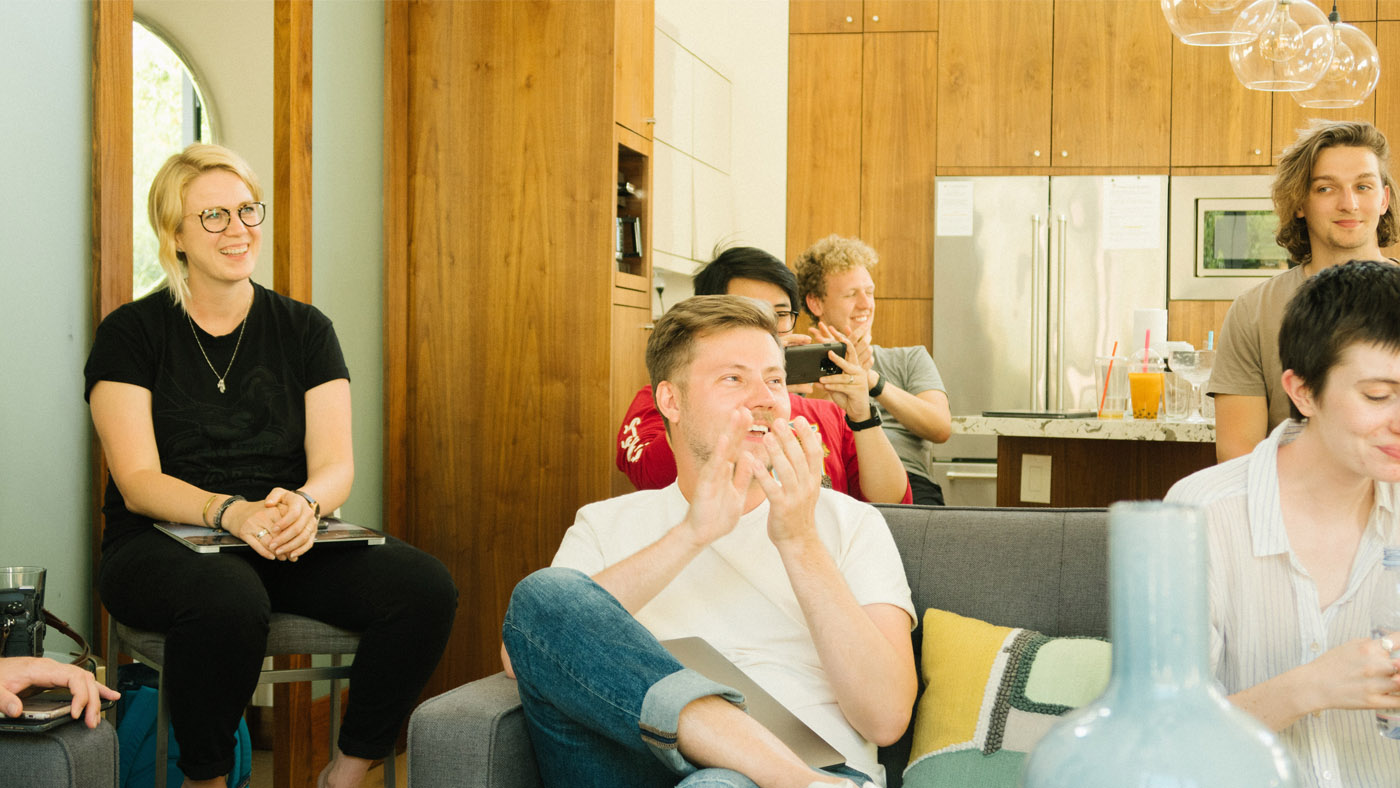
[212,495,246,532]
[868,374,886,398]
[292,489,321,519]
[845,409,883,432]
[200,493,219,527]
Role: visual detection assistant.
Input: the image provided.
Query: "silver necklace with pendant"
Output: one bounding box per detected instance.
[187,295,251,394]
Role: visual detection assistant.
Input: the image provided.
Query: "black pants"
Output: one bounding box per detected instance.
[909,473,945,506]
[100,528,457,780]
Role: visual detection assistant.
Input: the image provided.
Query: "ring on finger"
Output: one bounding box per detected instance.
[255,528,269,540]
[1383,636,1396,654]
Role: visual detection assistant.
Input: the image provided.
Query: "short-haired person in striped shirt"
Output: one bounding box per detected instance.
[1167,260,1400,786]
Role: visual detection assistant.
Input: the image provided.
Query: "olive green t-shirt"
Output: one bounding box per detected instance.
[1205,265,1309,433]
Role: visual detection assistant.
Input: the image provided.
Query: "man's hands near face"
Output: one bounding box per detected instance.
[680,409,758,548]
[756,417,824,546]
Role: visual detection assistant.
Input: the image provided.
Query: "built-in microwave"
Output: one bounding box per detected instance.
[1168,175,1290,300]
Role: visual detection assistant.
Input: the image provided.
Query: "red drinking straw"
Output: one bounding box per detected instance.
[1098,340,1119,417]
[1142,330,1151,373]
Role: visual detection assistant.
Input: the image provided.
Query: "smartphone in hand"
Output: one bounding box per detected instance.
[785,342,846,385]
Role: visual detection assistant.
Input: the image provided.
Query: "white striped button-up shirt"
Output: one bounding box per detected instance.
[1167,420,1400,788]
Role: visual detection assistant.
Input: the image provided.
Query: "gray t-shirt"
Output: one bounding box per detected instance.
[1205,265,1309,434]
[871,345,946,482]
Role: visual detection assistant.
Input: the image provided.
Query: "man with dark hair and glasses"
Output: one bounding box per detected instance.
[616,247,911,503]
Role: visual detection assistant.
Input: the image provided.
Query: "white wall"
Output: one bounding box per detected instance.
[1,0,95,641]
[652,0,788,313]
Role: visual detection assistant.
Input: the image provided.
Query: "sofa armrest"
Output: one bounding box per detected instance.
[0,719,118,788]
[408,672,542,788]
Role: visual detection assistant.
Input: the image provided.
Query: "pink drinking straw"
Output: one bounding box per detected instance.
[1098,340,1119,417]
[1142,330,1151,373]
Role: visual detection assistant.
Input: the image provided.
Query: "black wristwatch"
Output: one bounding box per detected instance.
[845,408,883,432]
[868,374,886,398]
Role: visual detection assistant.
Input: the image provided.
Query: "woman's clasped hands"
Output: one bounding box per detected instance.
[224,488,320,561]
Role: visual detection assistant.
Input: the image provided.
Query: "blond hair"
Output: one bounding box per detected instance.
[645,295,779,396]
[147,143,264,309]
[794,235,878,317]
[1273,120,1396,265]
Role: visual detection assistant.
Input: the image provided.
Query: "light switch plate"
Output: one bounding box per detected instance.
[1020,454,1052,504]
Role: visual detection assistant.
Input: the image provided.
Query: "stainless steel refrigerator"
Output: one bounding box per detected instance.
[929,175,1169,489]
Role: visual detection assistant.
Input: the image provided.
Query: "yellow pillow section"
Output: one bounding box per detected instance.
[912,609,1019,755]
[903,609,1111,788]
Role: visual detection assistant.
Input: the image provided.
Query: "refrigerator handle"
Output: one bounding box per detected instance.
[1029,214,1044,410]
[1054,213,1068,411]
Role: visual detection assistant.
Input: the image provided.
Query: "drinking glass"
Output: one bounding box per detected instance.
[1168,350,1215,422]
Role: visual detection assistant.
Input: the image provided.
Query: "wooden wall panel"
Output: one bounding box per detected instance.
[91,0,132,662]
[1167,299,1232,352]
[861,32,936,299]
[392,0,615,696]
[273,0,313,303]
[787,33,863,263]
[1376,23,1400,147]
[876,297,933,354]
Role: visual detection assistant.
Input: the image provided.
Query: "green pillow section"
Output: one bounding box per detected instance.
[903,609,1111,788]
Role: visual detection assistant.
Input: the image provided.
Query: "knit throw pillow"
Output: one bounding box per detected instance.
[902,609,1111,787]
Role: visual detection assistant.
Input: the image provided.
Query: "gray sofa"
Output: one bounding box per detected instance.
[408,505,1110,788]
[0,719,119,788]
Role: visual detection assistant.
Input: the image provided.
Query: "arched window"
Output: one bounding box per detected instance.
[132,20,214,298]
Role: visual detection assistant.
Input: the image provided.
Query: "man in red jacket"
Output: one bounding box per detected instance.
[616,247,910,503]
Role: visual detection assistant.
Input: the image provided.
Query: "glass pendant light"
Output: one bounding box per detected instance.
[1229,0,1334,91]
[1291,6,1380,107]
[1161,0,1270,46]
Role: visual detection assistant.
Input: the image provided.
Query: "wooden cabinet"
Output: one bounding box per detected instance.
[861,31,937,298]
[1270,22,1378,160]
[1384,0,1400,19]
[790,0,936,33]
[788,31,936,325]
[1170,37,1273,166]
[937,0,1051,167]
[1374,22,1400,146]
[1051,0,1171,167]
[614,0,654,138]
[938,0,1169,168]
[385,0,653,694]
[787,33,863,263]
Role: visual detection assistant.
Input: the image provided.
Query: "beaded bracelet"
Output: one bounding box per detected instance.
[212,495,246,532]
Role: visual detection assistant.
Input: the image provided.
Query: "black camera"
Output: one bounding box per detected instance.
[0,581,46,658]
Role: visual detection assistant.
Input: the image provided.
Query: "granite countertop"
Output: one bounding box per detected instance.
[953,414,1216,443]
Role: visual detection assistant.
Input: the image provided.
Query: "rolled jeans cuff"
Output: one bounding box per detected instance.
[639,667,747,775]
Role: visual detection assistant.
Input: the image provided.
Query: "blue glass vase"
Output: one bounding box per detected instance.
[1021,501,1298,787]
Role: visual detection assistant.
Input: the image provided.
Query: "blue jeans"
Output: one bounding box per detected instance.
[502,568,874,788]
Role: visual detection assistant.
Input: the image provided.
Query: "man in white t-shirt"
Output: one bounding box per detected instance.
[1168,261,1400,786]
[500,295,917,788]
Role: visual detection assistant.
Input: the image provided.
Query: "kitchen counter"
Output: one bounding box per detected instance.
[952,415,1218,508]
[954,415,1215,443]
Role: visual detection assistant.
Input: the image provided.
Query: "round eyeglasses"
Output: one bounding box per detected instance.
[774,310,799,333]
[185,202,266,234]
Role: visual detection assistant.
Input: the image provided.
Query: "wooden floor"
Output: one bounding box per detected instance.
[248,748,407,788]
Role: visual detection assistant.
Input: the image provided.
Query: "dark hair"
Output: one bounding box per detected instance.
[1273,120,1397,265]
[1279,260,1400,420]
[694,247,798,307]
[645,295,780,396]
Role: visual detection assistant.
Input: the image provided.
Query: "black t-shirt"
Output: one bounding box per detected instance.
[84,283,349,552]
